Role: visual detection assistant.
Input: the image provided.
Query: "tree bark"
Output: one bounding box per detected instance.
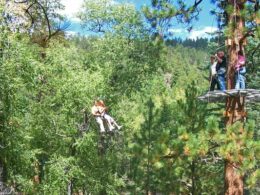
[191,161,196,195]
[0,160,4,184]
[224,96,245,195]
[225,1,246,194]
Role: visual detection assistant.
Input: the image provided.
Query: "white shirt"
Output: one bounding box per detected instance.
[211,61,217,76]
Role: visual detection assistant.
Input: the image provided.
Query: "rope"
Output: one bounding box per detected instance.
[206,22,216,103]
[206,8,223,98]
[210,10,221,48]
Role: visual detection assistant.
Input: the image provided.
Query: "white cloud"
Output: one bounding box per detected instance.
[60,0,119,22]
[168,26,218,39]
[60,0,84,21]
[168,28,183,34]
[188,26,218,40]
[65,30,78,36]
[109,0,119,5]
[60,0,120,35]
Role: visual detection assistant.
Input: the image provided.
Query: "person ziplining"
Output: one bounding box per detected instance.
[91,100,122,133]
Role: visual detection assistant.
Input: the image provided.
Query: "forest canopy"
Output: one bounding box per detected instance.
[0,0,259,194]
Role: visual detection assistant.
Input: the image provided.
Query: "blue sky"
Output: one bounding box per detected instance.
[60,0,218,39]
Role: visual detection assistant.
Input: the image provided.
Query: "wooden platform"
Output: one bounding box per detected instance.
[198,89,260,103]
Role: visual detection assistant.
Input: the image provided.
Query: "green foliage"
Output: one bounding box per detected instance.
[143,0,202,37]
[245,36,260,193]
[78,0,144,36]
[129,82,220,194]
[0,0,259,194]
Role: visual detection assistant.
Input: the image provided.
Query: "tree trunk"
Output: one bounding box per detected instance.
[191,161,196,195]
[224,97,245,195]
[225,160,244,195]
[0,160,4,186]
[0,160,12,194]
[67,179,73,195]
[225,1,246,194]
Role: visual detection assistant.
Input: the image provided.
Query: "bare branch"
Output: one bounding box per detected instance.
[248,42,260,67]
[174,0,204,20]
[24,2,37,28]
[35,1,52,38]
[47,21,71,41]
[194,0,203,7]
[239,28,256,46]
[247,0,260,12]
[21,0,68,43]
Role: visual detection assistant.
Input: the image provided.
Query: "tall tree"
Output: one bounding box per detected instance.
[144,0,259,194]
[4,0,68,46]
[143,0,204,38]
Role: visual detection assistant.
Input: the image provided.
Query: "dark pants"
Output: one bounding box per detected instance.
[210,76,220,91]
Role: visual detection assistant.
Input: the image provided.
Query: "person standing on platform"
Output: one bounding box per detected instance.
[209,55,220,91]
[215,51,227,91]
[235,50,246,90]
